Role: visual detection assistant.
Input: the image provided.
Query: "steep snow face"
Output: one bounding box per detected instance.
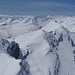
[12,26,75,75]
[53,27,75,75]
[13,30,60,75]
[42,21,60,32]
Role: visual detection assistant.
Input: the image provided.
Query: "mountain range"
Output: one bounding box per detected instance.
[0,15,75,75]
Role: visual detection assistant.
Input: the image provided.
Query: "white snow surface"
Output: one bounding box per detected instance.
[0,15,75,75]
[12,30,57,75]
[0,53,20,75]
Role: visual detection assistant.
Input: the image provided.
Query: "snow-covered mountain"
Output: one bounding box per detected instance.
[0,15,75,75]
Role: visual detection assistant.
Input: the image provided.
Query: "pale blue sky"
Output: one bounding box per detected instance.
[0,0,75,15]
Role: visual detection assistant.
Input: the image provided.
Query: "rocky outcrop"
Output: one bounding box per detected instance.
[0,39,31,75]
[43,30,60,75]
[7,41,20,59]
[17,59,31,75]
[0,39,20,59]
[0,39,9,53]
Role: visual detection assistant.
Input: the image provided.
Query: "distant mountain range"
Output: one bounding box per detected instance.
[0,15,75,75]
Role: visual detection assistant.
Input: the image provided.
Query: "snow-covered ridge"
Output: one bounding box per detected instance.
[0,15,75,38]
[0,15,75,75]
[13,26,75,75]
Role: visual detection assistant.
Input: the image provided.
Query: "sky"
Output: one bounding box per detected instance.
[0,0,75,15]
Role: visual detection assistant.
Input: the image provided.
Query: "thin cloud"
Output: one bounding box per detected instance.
[17,0,75,8]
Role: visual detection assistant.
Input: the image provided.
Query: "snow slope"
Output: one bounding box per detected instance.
[0,53,20,75]
[12,26,75,75]
[13,30,59,75]
[0,15,75,75]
